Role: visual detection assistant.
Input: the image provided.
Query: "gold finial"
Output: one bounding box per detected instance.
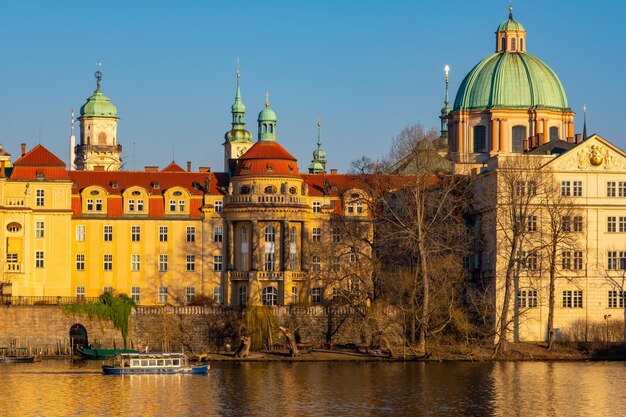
[444,65,450,83]
[509,1,513,18]
[265,91,270,108]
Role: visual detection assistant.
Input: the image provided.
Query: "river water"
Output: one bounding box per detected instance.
[1,359,625,416]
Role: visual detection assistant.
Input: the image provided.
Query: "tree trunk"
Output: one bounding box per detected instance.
[417,239,429,355]
[278,326,300,357]
[234,336,251,358]
[496,238,518,355]
[547,244,557,350]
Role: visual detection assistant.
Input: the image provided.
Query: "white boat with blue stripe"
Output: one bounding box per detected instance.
[102,352,209,375]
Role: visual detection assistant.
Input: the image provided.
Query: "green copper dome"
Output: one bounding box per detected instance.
[80,89,118,118]
[453,52,569,112]
[258,106,276,122]
[497,16,525,32]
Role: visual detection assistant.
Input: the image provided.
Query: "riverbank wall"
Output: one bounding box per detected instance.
[0,305,379,354]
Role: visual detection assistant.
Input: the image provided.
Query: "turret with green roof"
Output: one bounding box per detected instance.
[308,121,327,174]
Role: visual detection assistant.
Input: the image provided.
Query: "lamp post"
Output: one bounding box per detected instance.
[604,314,611,350]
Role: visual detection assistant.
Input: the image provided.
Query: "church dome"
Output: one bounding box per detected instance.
[233,140,300,177]
[258,106,277,122]
[497,16,525,32]
[453,52,569,112]
[80,89,118,118]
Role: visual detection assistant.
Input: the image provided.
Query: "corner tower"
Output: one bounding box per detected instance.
[447,6,575,169]
[75,70,122,171]
[223,64,253,172]
[308,121,327,174]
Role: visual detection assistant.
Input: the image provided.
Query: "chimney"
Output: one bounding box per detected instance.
[330,169,338,175]
[21,143,26,156]
[94,166,105,172]
[145,166,159,173]
[575,134,581,144]
[199,166,211,173]
[0,161,5,178]
[187,161,192,172]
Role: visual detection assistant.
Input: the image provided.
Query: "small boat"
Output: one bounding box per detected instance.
[77,346,138,359]
[0,347,36,363]
[102,352,209,375]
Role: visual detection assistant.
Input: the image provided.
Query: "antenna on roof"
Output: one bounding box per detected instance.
[172,142,175,163]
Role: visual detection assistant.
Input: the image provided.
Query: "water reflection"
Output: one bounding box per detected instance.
[0,360,625,416]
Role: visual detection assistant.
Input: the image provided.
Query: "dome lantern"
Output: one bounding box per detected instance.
[495,6,527,53]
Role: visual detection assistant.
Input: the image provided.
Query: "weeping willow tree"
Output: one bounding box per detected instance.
[60,293,137,348]
[242,306,276,351]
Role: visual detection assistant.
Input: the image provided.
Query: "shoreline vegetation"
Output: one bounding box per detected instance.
[198,342,626,362]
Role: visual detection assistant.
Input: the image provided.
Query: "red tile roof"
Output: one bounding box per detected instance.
[161,162,186,172]
[14,144,65,166]
[10,145,70,180]
[234,141,300,177]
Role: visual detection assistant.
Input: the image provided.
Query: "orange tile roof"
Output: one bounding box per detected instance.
[14,144,65,166]
[161,162,186,172]
[10,145,70,180]
[234,141,300,177]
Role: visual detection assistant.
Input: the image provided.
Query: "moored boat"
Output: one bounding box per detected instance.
[0,347,35,363]
[102,352,209,375]
[77,346,138,359]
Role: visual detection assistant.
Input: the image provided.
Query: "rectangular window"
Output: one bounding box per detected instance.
[620,182,626,197]
[608,290,625,309]
[131,254,140,271]
[620,217,626,233]
[264,253,275,272]
[186,226,195,242]
[561,216,571,232]
[36,189,45,206]
[128,199,135,211]
[608,217,617,233]
[608,181,617,197]
[213,255,223,271]
[103,225,113,241]
[131,286,140,303]
[87,199,94,211]
[169,200,176,212]
[522,251,538,270]
[573,251,584,270]
[185,286,196,304]
[573,216,583,232]
[561,181,571,197]
[573,181,583,197]
[607,251,626,270]
[289,253,297,271]
[159,226,168,242]
[312,255,321,272]
[76,225,86,241]
[76,254,85,270]
[35,251,44,268]
[95,199,103,211]
[312,201,322,213]
[213,286,223,304]
[103,286,113,294]
[332,227,341,243]
[178,200,186,212]
[131,226,141,242]
[312,287,322,304]
[292,286,299,304]
[186,254,196,271]
[214,200,223,213]
[214,226,223,242]
[159,254,168,272]
[527,216,537,232]
[563,290,583,308]
[158,286,168,304]
[561,251,572,270]
[76,286,85,301]
[527,181,537,196]
[517,290,535,308]
[137,199,145,211]
[331,257,341,272]
[35,221,44,238]
[312,227,321,243]
[103,254,113,271]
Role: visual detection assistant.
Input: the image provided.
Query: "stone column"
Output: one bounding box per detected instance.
[542,119,548,145]
[491,118,498,152]
[458,118,464,154]
[498,119,505,152]
[301,221,310,272]
[227,221,234,270]
[251,220,259,271]
[282,221,290,271]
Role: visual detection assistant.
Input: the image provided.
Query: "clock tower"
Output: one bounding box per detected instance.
[75,69,122,171]
[223,65,253,173]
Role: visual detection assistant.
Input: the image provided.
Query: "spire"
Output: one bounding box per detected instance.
[583,104,588,140]
[309,119,327,174]
[95,62,103,91]
[439,65,451,140]
[509,1,513,19]
[224,61,252,144]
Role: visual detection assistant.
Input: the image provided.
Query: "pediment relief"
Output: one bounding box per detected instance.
[550,137,626,172]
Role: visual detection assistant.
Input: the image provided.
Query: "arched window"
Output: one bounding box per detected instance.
[501,37,506,51]
[262,124,267,133]
[511,38,516,51]
[265,226,275,242]
[512,125,527,153]
[549,127,559,141]
[473,125,486,153]
[520,38,524,51]
[240,227,248,271]
[238,286,247,305]
[269,124,273,133]
[289,227,297,243]
[262,286,278,306]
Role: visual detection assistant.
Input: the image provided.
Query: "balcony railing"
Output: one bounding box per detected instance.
[3,198,26,206]
[229,270,307,281]
[4,263,24,273]
[76,144,123,153]
[224,194,309,206]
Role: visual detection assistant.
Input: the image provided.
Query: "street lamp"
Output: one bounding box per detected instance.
[604,314,612,350]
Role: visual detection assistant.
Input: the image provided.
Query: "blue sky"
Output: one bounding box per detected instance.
[0,0,622,172]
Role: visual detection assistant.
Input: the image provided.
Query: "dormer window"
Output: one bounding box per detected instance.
[152,182,160,189]
[111,181,119,189]
[240,186,250,195]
